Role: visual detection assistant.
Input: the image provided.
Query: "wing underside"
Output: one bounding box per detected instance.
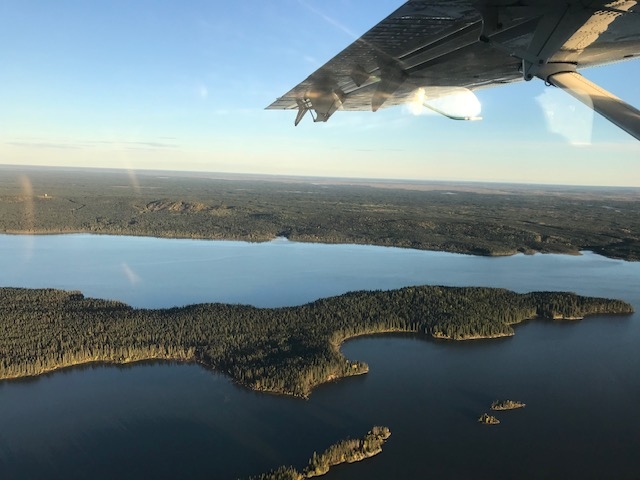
[267,0,640,138]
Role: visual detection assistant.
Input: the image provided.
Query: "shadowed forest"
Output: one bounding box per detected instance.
[1,166,639,261]
[0,286,632,398]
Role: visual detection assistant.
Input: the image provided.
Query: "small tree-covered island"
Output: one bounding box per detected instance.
[0,286,633,398]
[478,413,501,425]
[248,426,392,480]
[491,399,526,410]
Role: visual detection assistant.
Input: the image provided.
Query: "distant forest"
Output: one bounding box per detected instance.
[0,167,639,261]
[0,286,632,398]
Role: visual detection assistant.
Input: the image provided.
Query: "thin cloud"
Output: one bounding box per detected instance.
[536,88,593,146]
[6,138,179,150]
[197,83,209,99]
[87,140,179,149]
[296,0,359,39]
[6,141,82,149]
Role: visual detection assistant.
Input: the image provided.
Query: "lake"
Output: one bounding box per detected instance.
[0,234,639,479]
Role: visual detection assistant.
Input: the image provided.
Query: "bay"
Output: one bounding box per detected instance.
[0,234,638,479]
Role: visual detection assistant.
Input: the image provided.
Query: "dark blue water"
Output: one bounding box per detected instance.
[0,235,638,479]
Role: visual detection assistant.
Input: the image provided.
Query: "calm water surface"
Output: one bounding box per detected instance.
[0,235,638,479]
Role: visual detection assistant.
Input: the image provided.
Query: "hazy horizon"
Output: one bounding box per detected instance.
[1,1,639,187]
[2,163,640,190]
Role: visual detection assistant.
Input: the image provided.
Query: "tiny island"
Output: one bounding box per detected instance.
[478,400,525,425]
[248,426,391,480]
[491,400,526,411]
[0,286,633,398]
[478,413,500,425]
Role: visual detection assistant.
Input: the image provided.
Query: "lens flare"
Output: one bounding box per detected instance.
[406,87,482,120]
[407,88,429,116]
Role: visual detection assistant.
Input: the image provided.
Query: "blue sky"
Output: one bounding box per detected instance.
[1,0,639,186]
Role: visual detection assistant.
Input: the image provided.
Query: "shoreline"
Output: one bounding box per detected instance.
[0,230,624,261]
[1,309,627,398]
[0,286,632,399]
[1,167,638,263]
[431,331,515,340]
[249,426,391,479]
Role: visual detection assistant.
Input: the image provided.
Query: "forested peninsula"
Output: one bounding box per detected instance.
[0,286,632,398]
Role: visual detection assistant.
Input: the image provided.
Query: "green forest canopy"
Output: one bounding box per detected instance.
[0,286,633,398]
[1,168,639,261]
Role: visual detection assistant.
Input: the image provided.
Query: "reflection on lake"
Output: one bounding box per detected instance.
[0,235,639,479]
[1,234,637,308]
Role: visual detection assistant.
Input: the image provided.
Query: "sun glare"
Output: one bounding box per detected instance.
[407,87,482,120]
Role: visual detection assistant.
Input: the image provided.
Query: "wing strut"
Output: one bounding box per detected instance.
[537,63,640,141]
[293,87,344,126]
[295,99,310,126]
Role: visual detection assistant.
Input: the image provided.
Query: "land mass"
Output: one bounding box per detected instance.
[248,426,391,480]
[0,286,632,398]
[491,400,526,410]
[478,413,500,425]
[1,167,639,261]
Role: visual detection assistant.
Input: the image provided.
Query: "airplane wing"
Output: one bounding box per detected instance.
[267,0,640,140]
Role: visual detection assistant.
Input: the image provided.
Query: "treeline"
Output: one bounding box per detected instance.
[0,286,633,397]
[248,426,391,480]
[1,168,639,261]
